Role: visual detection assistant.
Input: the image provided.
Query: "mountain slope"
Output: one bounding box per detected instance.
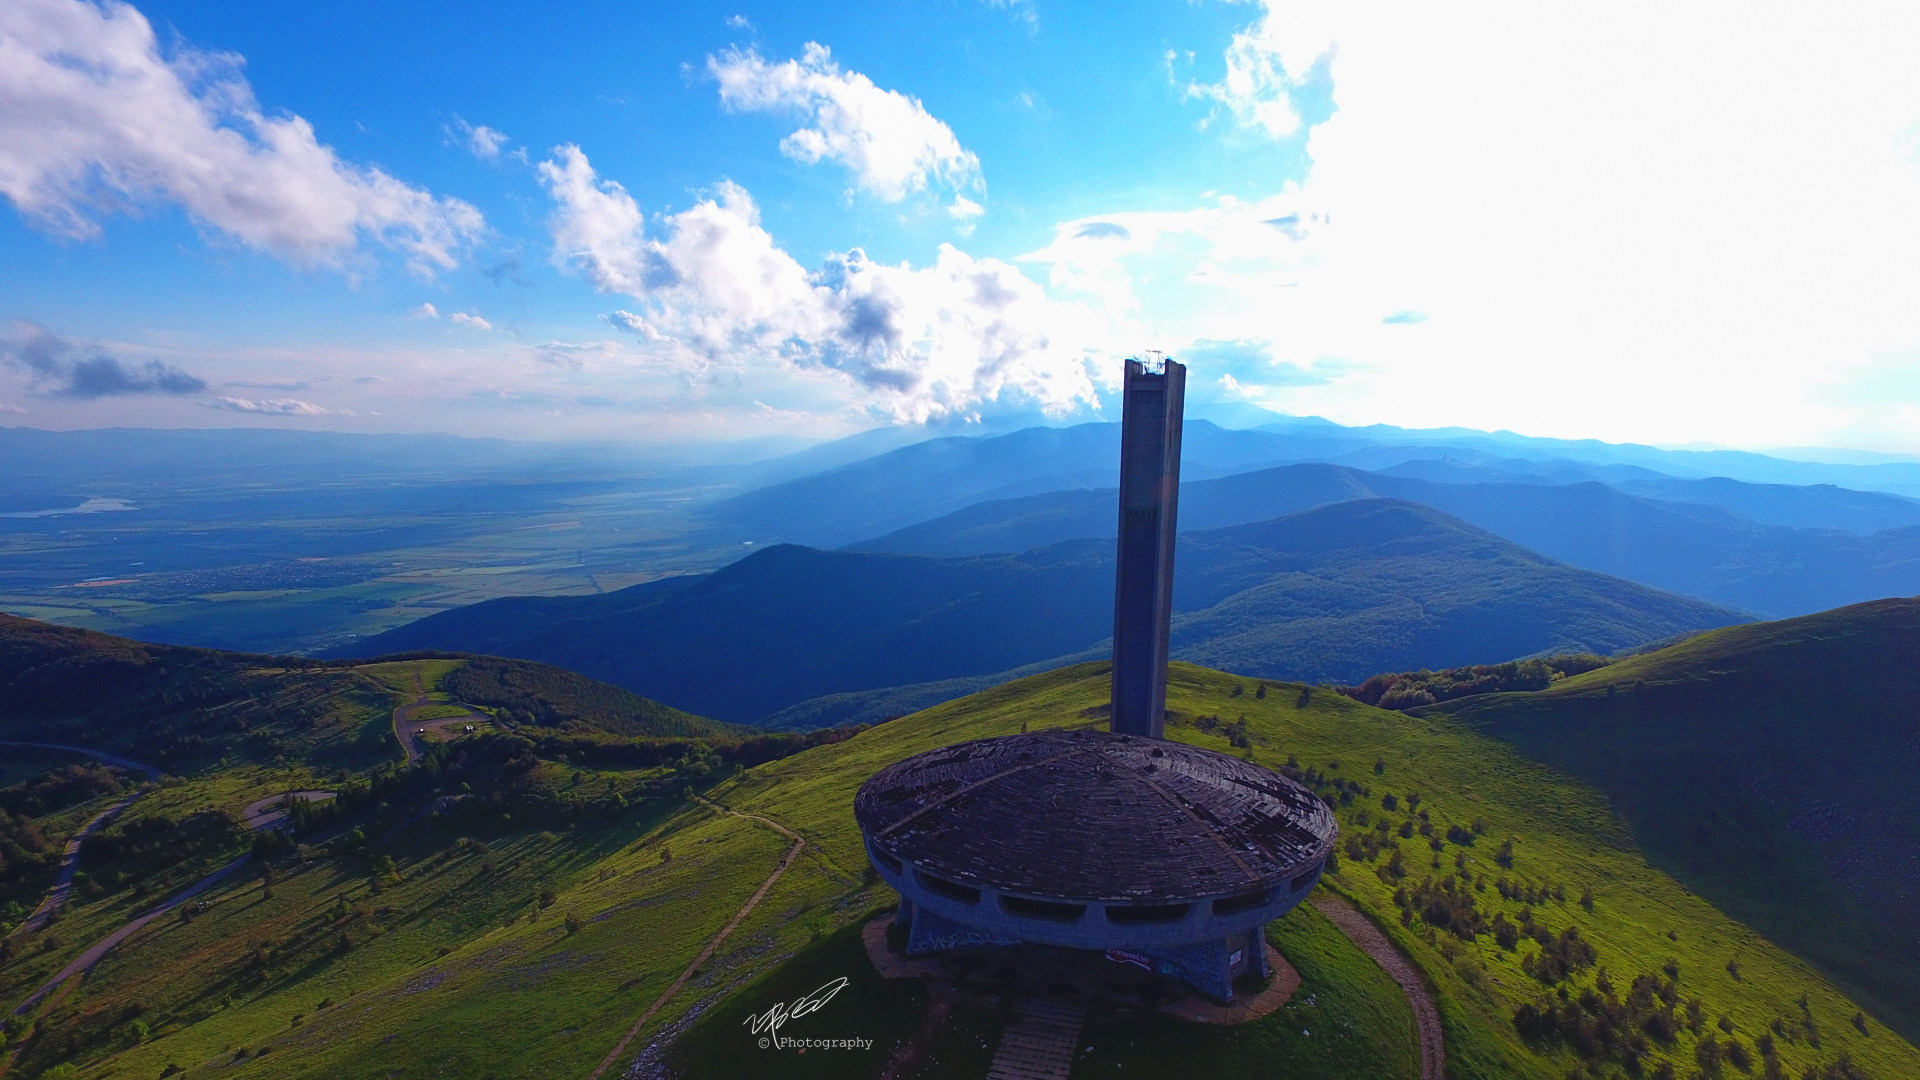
[342,543,1119,724]
[1167,501,1740,682]
[6,622,1916,1080]
[343,500,1743,723]
[853,462,1920,617]
[1422,597,1920,1038]
[0,613,735,766]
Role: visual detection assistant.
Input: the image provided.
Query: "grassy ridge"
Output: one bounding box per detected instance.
[1424,597,1920,1041]
[5,617,1916,1079]
[0,617,735,776]
[717,661,1918,1079]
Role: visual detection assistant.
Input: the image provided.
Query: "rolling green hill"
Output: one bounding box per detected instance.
[342,500,1744,723]
[0,616,736,766]
[1422,597,1920,1040]
[3,615,1914,1080]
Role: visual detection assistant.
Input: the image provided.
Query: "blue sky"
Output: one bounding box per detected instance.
[3,0,1920,452]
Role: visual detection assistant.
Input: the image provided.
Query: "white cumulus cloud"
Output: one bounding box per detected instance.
[537,144,653,294]
[603,310,661,339]
[0,0,483,272]
[539,147,1103,421]
[448,312,493,331]
[451,117,509,160]
[708,43,981,203]
[1183,2,1333,138]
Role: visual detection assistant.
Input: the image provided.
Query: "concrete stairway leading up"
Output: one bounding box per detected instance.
[987,996,1086,1080]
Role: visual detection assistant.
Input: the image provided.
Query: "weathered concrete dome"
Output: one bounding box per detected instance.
[855,728,1336,959]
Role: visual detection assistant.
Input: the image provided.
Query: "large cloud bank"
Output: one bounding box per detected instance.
[0,0,482,271]
[1084,1,1920,447]
[539,146,1099,422]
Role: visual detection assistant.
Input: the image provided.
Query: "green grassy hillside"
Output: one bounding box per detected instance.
[0,616,734,771]
[4,616,1914,1080]
[1423,597,1920,1041]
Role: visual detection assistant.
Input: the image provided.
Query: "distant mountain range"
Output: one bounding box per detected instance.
[708,416,1920,552]
[339,499,1743,724]
[852,462,1920,618]
[707,419,1378,547]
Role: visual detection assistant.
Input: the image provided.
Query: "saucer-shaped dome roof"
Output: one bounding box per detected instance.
[855,728,1336,904]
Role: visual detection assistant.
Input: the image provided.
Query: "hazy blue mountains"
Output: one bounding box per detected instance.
[853,462,1920,618]
[706,419,1394,548]
[341,499,1742,724]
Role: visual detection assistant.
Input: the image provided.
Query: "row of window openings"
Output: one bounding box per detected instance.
[885,857,1322,923]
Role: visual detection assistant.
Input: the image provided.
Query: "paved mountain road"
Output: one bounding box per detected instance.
[14,795,138,937]
[390,671,493,763]
[0,742,161,780]
[7,759,335,1022]
[10,854,252,1017]
[240,790,338,832]
[0,743,162,939]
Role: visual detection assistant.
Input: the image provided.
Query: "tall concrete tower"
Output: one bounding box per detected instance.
[1110,355,1186,739]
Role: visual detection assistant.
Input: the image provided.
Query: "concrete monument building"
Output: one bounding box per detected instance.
[1111,355,1186,739]
[854,356,1335,1002]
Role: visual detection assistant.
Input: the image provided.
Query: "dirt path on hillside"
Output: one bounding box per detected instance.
[587,797,806,1080]
[1312,894,1444,1080]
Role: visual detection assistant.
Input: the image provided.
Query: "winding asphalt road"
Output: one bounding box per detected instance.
[10,854,251,1017]
[3,741,334,1023]
[390,672,492,764]
[240,791,337,832]
[0,743,162,938]
[0,742,161,781]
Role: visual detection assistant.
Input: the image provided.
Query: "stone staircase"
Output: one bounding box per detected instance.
[986,996,1086,1080]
